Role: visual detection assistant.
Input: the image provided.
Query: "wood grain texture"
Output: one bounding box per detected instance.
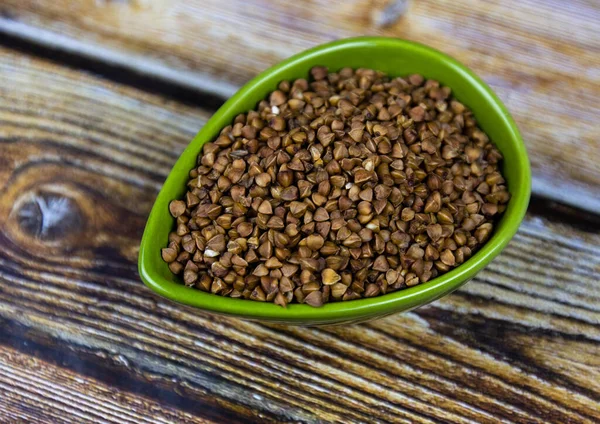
[1,46,599,423]
[0,345,212,424]
[1,0,599,210]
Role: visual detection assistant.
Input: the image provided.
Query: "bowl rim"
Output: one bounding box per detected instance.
[138,36,531,321]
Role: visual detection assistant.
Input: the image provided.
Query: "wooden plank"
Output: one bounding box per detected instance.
[1,0,599,211]
[0,47,295,424]
[0,345,212,424]
[0,217,599,423]
[0,322,281,424]
[0,46,599,423]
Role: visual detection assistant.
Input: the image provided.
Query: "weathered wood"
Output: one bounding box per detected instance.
[0,345,212,424]
[1,0,599,211]
[0,216,599,423]
[0,46,599,423]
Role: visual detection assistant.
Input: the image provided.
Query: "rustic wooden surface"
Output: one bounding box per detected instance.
[0,1,599,422]
[0,345,208,424]
[1,0,599,211]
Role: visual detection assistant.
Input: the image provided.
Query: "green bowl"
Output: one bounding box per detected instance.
[139,37,531,325]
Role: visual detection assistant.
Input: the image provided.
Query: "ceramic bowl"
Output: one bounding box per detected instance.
[139,37,531,325]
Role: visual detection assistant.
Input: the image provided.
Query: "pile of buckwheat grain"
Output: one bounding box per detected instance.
[161,67,510,307]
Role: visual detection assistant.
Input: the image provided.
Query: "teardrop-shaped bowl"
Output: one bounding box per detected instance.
[139,37,531,325]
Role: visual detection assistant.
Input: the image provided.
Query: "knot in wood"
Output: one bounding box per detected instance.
[15,192,83,241]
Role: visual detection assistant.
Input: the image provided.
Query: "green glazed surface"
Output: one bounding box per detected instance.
[139,37,531,325]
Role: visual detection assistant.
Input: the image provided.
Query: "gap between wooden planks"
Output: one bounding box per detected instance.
[0,345,211,424]
[0,0,599,211]
[0,45,599,423]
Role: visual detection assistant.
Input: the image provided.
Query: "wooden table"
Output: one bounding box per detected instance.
[0,1,598,422]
